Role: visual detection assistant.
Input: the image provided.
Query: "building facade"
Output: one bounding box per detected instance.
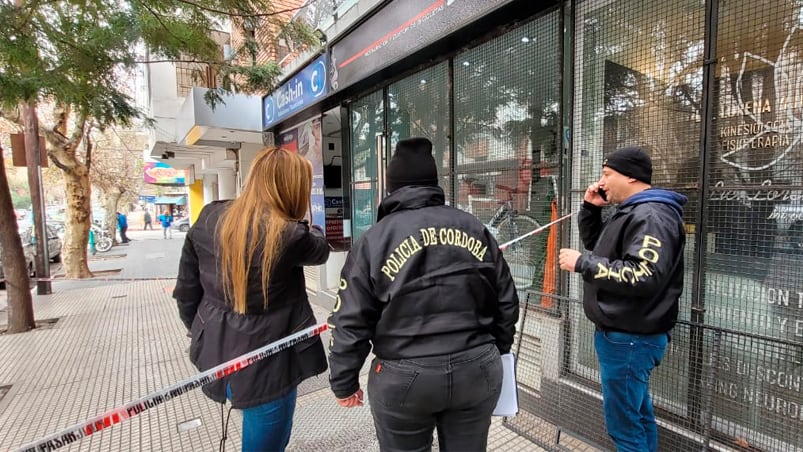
[261,0,803,449]
[143,12,318,224]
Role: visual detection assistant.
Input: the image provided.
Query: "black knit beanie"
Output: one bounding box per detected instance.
[603,146,652,184]
[386,137,439,193]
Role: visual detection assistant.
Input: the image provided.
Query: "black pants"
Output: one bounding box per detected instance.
[120,226,129,243]
[144,221,152,230]
[367,343,502,452]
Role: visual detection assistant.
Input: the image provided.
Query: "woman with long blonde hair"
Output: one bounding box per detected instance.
[173,147,329,451]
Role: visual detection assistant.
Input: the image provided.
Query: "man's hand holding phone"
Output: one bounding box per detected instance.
[585,183,610,207]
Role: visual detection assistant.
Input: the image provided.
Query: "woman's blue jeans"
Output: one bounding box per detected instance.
[227,385,297,452]
[594,330,667,452]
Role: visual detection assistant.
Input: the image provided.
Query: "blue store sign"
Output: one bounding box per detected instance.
[324,196,344,209]
[263,54,327,129]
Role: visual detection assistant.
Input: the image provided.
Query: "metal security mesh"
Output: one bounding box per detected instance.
[506,0,803,451]
[573,0,704,403]
[339,1,802,450]
[453,11,561,296]
[512,1,710,448]
[349,90,384,242]
[702,0,803,449]
[388,62,452,202]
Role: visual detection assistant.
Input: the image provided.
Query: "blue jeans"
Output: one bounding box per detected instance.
[594,330,667,452]
[227,385,297,452]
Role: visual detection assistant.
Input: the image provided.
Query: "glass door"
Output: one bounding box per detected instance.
[349,90,385,241]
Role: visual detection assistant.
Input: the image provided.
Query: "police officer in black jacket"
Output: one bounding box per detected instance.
[559,146,687,452]
[327,137,519,452]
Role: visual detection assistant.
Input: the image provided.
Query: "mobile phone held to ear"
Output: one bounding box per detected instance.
[598,188,608,201]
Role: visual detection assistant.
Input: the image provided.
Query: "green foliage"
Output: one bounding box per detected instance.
[224,62,284,92]
[0,0,318,124]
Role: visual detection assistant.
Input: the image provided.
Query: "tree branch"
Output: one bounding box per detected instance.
[45,105,85,170]
[0,107,23,127]
[52,103,70,140]
[47,149,73,172]
[163,0,321,18]
[84,128,93,169]
[69,112,87,147]
[135,58,225,64]
[138,2,194,49]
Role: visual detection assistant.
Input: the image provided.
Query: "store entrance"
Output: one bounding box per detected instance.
[347,90,385,242]
[321,107,347,251]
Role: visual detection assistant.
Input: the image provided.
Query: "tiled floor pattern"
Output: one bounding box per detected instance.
[0,280,593,451]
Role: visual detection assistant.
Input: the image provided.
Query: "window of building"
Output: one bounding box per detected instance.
[388,62,451,201]
[175,63,216,98]
[573,0,803,448]
[573,0,704,428]
[453,12,561,294]
[702,0,803,445]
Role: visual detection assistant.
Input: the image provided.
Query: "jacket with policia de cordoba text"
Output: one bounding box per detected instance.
[327,186,519,399]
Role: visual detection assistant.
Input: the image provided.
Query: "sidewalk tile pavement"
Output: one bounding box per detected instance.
[0,279,589,451]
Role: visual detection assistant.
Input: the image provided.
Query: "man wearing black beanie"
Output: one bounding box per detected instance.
[558,146,687,451]
[328,137,519,451]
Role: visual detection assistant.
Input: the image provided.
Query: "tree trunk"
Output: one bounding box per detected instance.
[63,165,92,278]
[0,151,35,333]
[101,189,121,244]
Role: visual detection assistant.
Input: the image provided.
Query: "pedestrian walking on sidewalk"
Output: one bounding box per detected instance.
[327,137,519,452]
[159,210,173,239]
[558,146,687,452]
[173,147,330,452]
[143,211,153,230]
[117,212,130,243]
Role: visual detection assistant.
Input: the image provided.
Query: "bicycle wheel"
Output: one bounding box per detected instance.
[496,214,543,290]
[95,237,113,253]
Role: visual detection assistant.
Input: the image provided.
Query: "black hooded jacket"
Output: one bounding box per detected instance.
[575,188,687,334]
[173,200,330,409]
[327,186,519,398]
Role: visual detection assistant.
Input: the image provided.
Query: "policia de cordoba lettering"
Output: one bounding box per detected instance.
[327,137,519,451]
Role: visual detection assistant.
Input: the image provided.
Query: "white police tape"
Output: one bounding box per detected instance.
[15,210,575,451]
[16,323,328,452]
[498,211,576,251]
[2,215,575,286]
[0,276,179,284]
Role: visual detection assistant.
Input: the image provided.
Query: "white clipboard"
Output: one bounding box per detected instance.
[493,353,519,417]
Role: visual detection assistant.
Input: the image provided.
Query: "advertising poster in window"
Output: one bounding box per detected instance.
[143,161,187,185]
[279,119,326,231]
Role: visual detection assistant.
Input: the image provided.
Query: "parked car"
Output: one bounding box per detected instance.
[171,216,190,232]
[49,220,66,240]
[0,230,36,289]
[20,224,63,263]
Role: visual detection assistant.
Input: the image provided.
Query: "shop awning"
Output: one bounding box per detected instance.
[154,196,186,205]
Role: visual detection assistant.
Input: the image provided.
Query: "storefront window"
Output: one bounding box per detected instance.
[573,0,704,419]
[702,0,803,445]
[388,62,451,201]
[453,11,561,293]
[349,90,384,241]
[573,0,803,447]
